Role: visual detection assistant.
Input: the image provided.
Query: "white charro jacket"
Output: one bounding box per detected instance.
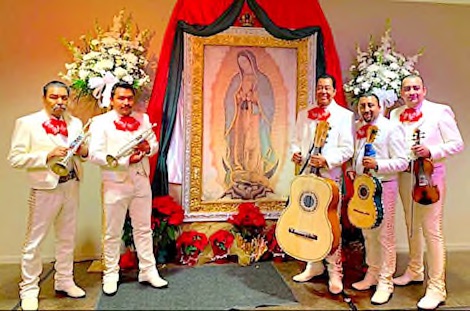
[8,109,85,189]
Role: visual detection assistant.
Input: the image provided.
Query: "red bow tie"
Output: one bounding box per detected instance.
[308,106,330,121]
[42,118,68,136]
[399,108,422,123]
[356,124,371,139]
[114,115,140,132]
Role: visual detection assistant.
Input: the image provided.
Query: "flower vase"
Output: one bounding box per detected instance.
[156,242,177,264]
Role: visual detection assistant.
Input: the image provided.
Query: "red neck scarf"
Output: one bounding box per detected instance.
[42,118,68,136]
[356,123,371,139]
[307,106,330,121]
[114,115,140,132]
[399,107,422,123]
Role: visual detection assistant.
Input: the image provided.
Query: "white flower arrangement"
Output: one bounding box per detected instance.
[59,10,153,108]
[344,22,423,109]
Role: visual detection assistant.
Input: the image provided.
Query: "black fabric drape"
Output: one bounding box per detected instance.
[151,0,245,196]
[247,0,326,78]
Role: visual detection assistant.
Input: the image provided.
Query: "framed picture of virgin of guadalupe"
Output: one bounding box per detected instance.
[182,27,317,221]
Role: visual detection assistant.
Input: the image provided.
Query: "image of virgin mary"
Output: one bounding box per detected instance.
[222,49,278,200]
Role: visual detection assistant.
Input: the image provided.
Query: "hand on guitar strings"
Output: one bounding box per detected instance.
[362,156,377,170]
[309,155,327,168]
[411,144,431,158]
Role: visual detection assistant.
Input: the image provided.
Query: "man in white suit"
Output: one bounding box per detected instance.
[88,82,167,296]
[290,74,354,294]
[390,75,464,310]
[7,80,88,311]
[349,93,408,304]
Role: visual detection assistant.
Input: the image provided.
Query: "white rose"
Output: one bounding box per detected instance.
[108,48,120,56]
[366,64,379,72]
[95,59,114,70]
[78,69,90,80]
[122,75,134,84]
[353,87,361,95]
[83,51,101,61]
[123,53,138,65]
[114,67,128,79]
[361,81,371,90]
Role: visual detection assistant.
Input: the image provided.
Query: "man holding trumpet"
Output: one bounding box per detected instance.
[7,80,88,311]
[88,82,167,296]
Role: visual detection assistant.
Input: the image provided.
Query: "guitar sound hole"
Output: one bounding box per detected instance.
[358,185,369,200]
[300,192,318,212]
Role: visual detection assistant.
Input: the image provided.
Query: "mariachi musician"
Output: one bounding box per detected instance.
[7,81,88,311]
[348,93,408,305]
[290,74,354,295]
[390,74,464,310]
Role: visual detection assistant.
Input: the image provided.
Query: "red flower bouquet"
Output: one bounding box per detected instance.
[152,195,185,263]
[228,202,266,241]
[209,229,235,263]
[262,223,286,262]
[176,230,208,266]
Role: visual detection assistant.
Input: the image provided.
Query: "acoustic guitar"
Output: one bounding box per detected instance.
[412,128,440,205]
[276,121,341,262]
[347,125,384,229]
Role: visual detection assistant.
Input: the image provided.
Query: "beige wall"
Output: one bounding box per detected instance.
[0,0,468,263]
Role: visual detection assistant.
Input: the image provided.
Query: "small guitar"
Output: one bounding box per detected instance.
[347,125,384,229]
[276,121,340,262]
[412,128,440,205]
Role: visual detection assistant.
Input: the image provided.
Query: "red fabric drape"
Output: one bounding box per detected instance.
[147,0,345,180]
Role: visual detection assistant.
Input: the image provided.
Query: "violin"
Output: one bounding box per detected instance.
[411,128,440,205]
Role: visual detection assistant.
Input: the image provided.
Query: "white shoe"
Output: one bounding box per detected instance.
[292,263,325,282]
[21,297,38,311]
[393,270,424,286]
[55,284,86,298]
[352,273,378,291]
[138,273,168,288]
[371,289,393,305]
[328,275,343,295]
[102,281,118,296]
[417,291,445,310]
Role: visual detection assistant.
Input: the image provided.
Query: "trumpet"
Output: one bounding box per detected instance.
[106,123,158,168]
[50,119,92,177]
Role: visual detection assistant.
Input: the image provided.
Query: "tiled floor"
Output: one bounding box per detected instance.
[1,252,469,310]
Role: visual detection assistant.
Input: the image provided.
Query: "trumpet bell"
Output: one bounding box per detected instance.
[51,162,69,177]
[106,155,118,168]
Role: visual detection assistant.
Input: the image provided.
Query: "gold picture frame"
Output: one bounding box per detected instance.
[182,27,316,221]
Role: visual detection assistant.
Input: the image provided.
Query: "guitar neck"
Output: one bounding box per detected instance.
[309,147,322,176]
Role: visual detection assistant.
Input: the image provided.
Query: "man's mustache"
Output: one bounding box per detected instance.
[52,104,67,111]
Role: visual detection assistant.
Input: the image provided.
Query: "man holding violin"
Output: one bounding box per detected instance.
[390,74,464,310]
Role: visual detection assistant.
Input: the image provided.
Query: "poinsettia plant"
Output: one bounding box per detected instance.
[228,202,266,241]
[176,230,208,266]
[209,229,235,263]
[152,195,185,262]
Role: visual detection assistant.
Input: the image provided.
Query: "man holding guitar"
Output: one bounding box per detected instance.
[290,74,354,295]
[390,75,464,310]
[348,93,408,305]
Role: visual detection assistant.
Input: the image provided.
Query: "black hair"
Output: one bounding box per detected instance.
[111,81,136,98]
[316,73,336,89]
[43,80,70,97]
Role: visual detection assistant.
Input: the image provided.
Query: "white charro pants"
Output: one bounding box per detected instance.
[306,180,343,280]
[102,167,157,284]
[398,165,446,298]
[20,180,79,299]
[362,179,398,292]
